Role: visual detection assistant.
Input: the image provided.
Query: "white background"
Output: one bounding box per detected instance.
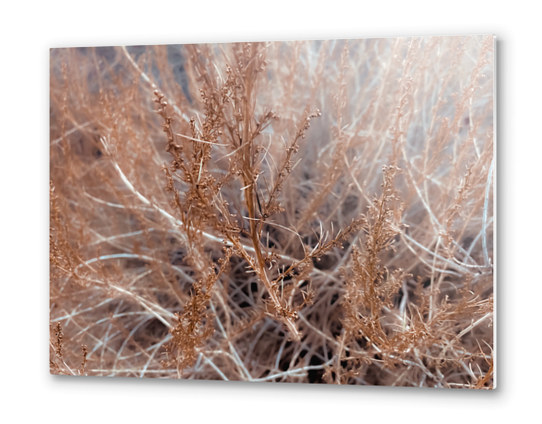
[0,0,538,422]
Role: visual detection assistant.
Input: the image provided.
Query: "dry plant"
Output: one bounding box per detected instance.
[50,36,495,388]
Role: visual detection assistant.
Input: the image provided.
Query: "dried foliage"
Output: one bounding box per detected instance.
[50,36,494,388]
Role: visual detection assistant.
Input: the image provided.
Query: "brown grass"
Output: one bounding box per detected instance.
[50,36,494,388]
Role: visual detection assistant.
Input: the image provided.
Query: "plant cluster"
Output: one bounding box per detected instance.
[50,36,494,388]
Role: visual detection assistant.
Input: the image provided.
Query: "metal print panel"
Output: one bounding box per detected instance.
[50,36,495,388]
